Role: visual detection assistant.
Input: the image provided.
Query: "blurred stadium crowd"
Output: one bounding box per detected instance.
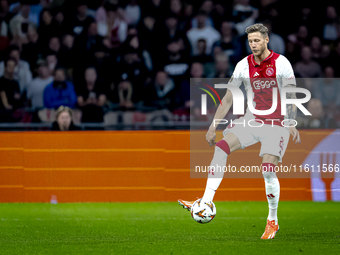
[0,0,339,130]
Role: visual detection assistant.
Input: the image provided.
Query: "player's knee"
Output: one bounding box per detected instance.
[216,140,230,155]
[263,171,277,180]
[262,163,277,179]
[213,146,228,160]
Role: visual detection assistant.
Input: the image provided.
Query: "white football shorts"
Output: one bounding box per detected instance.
[222,115,290,162]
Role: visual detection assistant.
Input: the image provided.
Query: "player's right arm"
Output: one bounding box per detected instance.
[206,89,233,147]
[205,58,245,147]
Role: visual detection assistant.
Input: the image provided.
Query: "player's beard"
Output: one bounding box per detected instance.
[253,44,266,57]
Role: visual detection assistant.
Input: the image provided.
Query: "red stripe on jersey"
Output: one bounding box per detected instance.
[247,50,282,126]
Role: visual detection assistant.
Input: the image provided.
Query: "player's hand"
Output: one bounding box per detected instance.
[206,129,216,147]
[289,126,301,144]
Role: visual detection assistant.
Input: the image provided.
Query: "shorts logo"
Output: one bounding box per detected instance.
[253,80,276,90]
[279,137,284,150]
[266,67,274,76]
[279,137,284,155]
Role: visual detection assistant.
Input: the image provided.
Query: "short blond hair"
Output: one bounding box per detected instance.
[56,105,72,119]
[245,23,268,38]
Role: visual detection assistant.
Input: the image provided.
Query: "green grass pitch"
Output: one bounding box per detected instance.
[0,202,339,255]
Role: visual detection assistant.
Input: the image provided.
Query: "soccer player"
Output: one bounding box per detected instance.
[178,23,301,239]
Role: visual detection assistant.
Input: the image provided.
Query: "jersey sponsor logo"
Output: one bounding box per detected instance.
[266,67,274,76]
[253,80,276,90]
[253,72,259,77]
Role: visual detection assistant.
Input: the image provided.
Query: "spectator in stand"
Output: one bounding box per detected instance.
[144,71,176,110]
[73,20,105,83]
[138,13,159,64]
[318,44,335,69]
[259,0,280,29]
[0,0,14,30]
[0,45,32,93]
[53,7,66,31]
[294,4,316,30]
[159,13,190,55]
[74,20,103,55]
[117,46,149,101]
[323,6,340,42]
[20,25,39,73]
[26,58,53,109]
[314,66,340,108]
[177,62,204,109]
[263,20,285,55]
[212,20,242,67]
[91,42,112,85]
[45,51,58,73]
[9,2,36,43]
[294,25,310,46]
[169,0,182,18]
[210,1,230,33]
[162,38,189,86]
[191,0,214,28]
[0,58,22,112]
[51,105,81,131]
[58,33,75,70]
[47,36,61,55]
[63,1,94,36]
[186,11,220,56]
[141,0,162,21]
[294,46,322,78]
[118,80,134,110]
[297,98,337,129]
[208,53,231,79]
[0,11,8,37]
[124,0,141,26]
[190,62,204,79]
[43,67,77,109]
[286,25,310,61]
[123,33,153,71]
[0,17,10,58]
[331,41,340,77]
[9,0,47,26]
[99,2,127,49]
[178,2,193,31]
[190,39,213,65]
[37,8,61,48]
[310,36,322,60]
[231,0,259,37]
[77,67,106,122]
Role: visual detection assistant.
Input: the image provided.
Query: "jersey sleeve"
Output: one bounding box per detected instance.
[228,61,244,87]
[277,55,296,87]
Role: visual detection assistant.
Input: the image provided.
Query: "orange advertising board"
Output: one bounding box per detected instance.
[0,130,338,202]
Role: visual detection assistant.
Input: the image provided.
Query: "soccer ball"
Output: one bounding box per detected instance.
[190,199,216,224]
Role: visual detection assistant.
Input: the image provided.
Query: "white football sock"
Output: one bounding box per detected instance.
[202,146,228,203]
[263,171,280,224]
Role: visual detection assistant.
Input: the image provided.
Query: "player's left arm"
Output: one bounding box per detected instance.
[285,84,301,144]
[279,55,301,145]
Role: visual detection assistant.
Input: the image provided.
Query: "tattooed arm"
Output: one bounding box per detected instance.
[285,84,297,120]
[285,84,301,144]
